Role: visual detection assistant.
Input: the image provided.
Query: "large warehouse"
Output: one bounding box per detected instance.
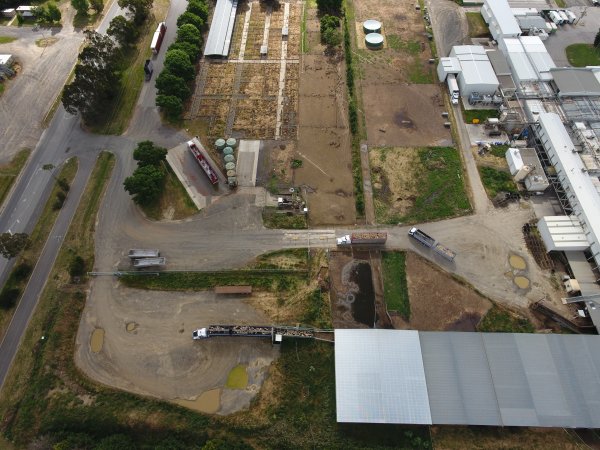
[335,329,600,427]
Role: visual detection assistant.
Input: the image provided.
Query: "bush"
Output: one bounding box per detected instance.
[176,12,204,32]
[13,262,33,282]
[187,0,209,22]
[322,28,342,47]
[168,41,200,63]
[0,287,21,309]
[58,177,70,192]
[53,191,66,210]
[348,99,358,134]
[320,14,340,34]
[69,255,86,278]
[156,94,183,118]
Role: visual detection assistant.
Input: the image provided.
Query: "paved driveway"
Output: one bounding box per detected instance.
[545,7,600,66]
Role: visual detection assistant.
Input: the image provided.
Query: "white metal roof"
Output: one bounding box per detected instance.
[537,113,600,271]
[204,0,238,57]
[519,36,555,81]
[500,38,538,82]
[335,329,431,424]
[537,216,589,251]
[335,329,600,427]
[437,57,461,82]
[483,0,521,37]
[0,54,12,65]
[450,46,499,87]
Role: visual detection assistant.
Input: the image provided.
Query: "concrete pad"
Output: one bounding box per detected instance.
[237,140,260,187]
[166,139,229,210]
[465,124,509,146]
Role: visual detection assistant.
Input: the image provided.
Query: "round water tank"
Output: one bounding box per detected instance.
[224,154,235,163]
[228,176,237,184]
[222,146,234,156]
[226,138,238,148]
[363,19,381,34]
[225,162,236,171]
[227,169,237,177]
[214,138,226,150]
[365,33,384,49]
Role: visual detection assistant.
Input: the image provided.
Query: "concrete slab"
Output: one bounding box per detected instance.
[166,139,229,210]
[237,140,260,187]
[465,124,509,146]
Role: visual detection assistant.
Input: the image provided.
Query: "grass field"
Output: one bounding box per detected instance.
[566,43,600,67]
[141,164,198,220]
[262,207,308,229]
[489,144,509,158]
[466,12,490,37]
[0,36,16,44]
[0,149,30,207]
[463,108,499,124]
[402,147,471,223]
[479,166,517,198]
[0,158,78,340]
[382,252,410,319]
[477,304,535,333]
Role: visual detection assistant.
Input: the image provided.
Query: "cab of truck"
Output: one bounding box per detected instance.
[192,328,208,339]
[336,235,351,245]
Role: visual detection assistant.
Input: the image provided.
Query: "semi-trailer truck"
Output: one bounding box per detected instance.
[408,227,456,261]
[150,22,167,55]
[188,139,219,185]
[447,74,460,105]
[336,232,387,246]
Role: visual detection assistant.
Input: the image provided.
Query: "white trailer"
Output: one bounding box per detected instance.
[447,74,459,105]
[132,257,166,268]
[128,249,160,259]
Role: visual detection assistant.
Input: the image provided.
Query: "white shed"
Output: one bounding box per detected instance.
[0,54,14,66]
[1,8,16,17]
[436,57,461,82]
[15,6,34,17]
[537,216,589,252]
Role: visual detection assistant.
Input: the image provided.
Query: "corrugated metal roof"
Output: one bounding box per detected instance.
[500,38,539,82]
[488,50,511,76]
[483,0,521,37]
[334,329,431,424]
[335,329,600,427]
[204,0,238,57]
[419,332,501,425]
[450,46,499,87]
[552,68,600,97]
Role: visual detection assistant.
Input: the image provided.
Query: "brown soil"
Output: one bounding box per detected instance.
[362,84,452,147]
[370,147,422,220]
[392,252,492,331]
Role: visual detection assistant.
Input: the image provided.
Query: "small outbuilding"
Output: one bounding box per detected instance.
[449,45,499,96]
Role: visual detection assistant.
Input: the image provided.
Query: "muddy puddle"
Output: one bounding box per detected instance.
[175,388,221,414]
[514,276,530,289]
[509,254,527,270]
[90,328,104,353]
[347,261,376,327]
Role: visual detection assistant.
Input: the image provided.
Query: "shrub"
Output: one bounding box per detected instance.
[0,287,21,309]
[69,255,86,277]
[13,263,33,282]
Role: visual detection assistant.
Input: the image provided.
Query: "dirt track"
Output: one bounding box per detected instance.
[75,281,278,414]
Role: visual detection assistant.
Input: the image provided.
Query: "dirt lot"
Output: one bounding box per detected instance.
[363,84,452,147]
[75,280,278,415]
[393,252,492,331]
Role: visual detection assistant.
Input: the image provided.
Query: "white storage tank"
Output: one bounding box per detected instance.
[505,147,524,176]
[365,33,384,49]
[363,19,382,34]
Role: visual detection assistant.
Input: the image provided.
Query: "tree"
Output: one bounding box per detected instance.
[167,41,200,63]
[155,71,190,99]
[156,94,183,118]
[316,0,342,15]
[118,0,152,25]
[71,0,89,15]
[123,165,165,204]
[320,14,339,34]
[164,49,195,80]
[0,232,30,259]
[176,23,201,46]
[69,255,85,277]
[62,30,120,124]
[595,28,600,48]
[176,11,204,32]
[46,2,62,22]
[187,0,209,23]
[90,0,103,14]
[107,15,137,46]
[132,140,168,166]
[0,287,20,309]
[322,27,342,47]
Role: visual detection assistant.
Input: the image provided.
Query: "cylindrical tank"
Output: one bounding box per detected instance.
[215,138,226,150]
[225,162,236,171]
[227,169,237,177]
[365,33,384,49]
[222,146,234,156]
[224,154,235,163]
[363,19,382,34]
[228,177,237,185]
[226,138,237,148]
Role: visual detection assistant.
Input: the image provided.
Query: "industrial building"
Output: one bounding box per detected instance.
[481,0,521,41]
[335,329,600,427]
[204,0,238,57]
[436,1,600,332]
[439,46,499,96]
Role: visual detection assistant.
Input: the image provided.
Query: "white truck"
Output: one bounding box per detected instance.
[447,74,459,105]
